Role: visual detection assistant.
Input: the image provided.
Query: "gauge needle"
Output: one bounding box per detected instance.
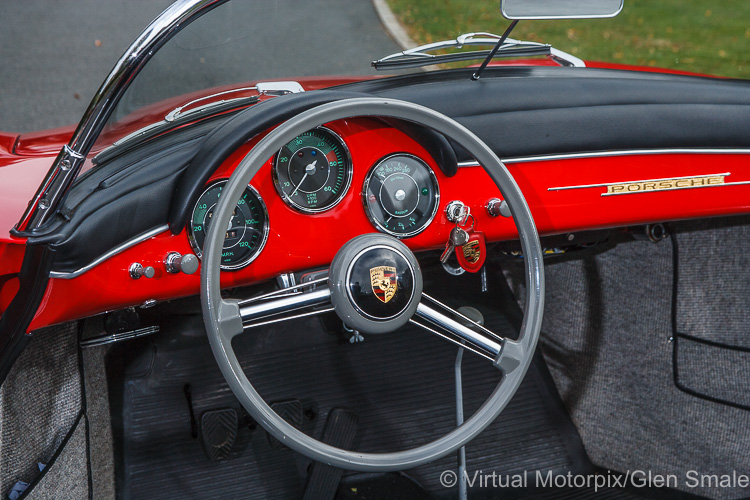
[290,160,317,197]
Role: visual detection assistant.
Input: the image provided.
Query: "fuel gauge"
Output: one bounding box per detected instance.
[363,154,440,238]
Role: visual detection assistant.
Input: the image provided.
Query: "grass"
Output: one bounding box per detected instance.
[386,0,750,78]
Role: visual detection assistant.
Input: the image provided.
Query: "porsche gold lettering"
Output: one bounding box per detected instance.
[605,175,725,195]
[549,173,734,196]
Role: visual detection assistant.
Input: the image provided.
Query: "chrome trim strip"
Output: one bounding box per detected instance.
[548,172,732,191]
[457,148,750,166]
[49,225,169,280]
[80,325,160,348]
[109,121,167,148]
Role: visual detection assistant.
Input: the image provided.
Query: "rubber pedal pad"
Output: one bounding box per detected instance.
[199,408,238,461]
[267,399,304,449]
[303,408,359,500]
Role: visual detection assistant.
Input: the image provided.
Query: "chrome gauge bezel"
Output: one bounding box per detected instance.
[272,126,353,214]
[188,179,270,271]
[362,153,440,238]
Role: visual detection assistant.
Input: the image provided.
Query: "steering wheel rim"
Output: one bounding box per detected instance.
[201,97,544,471]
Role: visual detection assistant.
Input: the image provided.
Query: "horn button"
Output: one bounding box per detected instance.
[347,247,413,319]
[329,234,423,334]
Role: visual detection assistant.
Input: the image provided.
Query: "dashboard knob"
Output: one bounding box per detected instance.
[164,252,199,275]
[486,198,511,218]
[129,263,155,280]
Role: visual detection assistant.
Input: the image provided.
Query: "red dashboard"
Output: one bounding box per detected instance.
[0,117,747,331]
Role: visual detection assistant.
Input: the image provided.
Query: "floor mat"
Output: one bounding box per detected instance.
[0,322,86,499]
[107,265,659,499]
[508,226,750,500]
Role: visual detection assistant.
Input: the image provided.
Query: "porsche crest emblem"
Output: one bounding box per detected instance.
[462,241,481,264]
[370,266,397,304]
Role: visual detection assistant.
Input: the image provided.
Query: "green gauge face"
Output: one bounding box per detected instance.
[273,127,352,212]
[363,154,440,238]
[188,180,269,270]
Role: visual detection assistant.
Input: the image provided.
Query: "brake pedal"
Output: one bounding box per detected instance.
[199,408,238,461]
[267,399,304,449]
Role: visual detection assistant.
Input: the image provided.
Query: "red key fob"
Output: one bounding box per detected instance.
[455,230,486,273]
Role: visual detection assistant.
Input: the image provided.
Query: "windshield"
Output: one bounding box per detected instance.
[2,1,748,138]
[106,1,404,127]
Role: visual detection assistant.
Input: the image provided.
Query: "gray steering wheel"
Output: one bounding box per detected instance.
[201,97,544,471]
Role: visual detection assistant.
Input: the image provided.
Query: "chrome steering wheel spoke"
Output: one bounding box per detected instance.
[234,277,333,331]
[411,293,505,363]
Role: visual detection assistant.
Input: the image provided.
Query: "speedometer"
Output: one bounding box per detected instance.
[273,127,352,213]
[363,154,440,238]
[188,180,269,270]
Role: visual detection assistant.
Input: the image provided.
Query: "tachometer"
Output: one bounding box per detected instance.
[188,180,269,270]
[273,127,352,212]
[363,154,440,238]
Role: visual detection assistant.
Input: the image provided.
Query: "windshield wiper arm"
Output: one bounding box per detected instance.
[96,81,308,164]
[164,86,260,122]
[95,87,261,163]
[372,32,584,70]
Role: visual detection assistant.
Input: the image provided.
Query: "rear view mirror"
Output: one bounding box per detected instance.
[501,0,623,20]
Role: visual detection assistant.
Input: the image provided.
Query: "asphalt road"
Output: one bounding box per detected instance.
[0,0,173,133]
[0,1,401,134]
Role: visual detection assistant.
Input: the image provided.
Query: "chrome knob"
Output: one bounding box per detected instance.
[486,198,511,218]
[129,263,155,279]
[164,252,199,275]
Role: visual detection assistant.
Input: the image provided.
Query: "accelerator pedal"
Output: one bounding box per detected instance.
[199,408,238,461]
[303,408,359,500]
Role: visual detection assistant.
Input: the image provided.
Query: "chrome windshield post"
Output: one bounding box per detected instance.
[14,0,228,234]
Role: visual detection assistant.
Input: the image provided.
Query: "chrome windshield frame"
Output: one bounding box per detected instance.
[14,0,229,234]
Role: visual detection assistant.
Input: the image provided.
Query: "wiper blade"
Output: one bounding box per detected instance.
[165,87,261,122]
[95,88,261,163]
[96,81,309,164]
[372,32,584,70]
[111,88,260,149]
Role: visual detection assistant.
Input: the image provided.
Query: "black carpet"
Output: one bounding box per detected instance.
[105,262,670,499]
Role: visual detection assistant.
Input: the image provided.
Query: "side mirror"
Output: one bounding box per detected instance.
[501,0,623,20]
